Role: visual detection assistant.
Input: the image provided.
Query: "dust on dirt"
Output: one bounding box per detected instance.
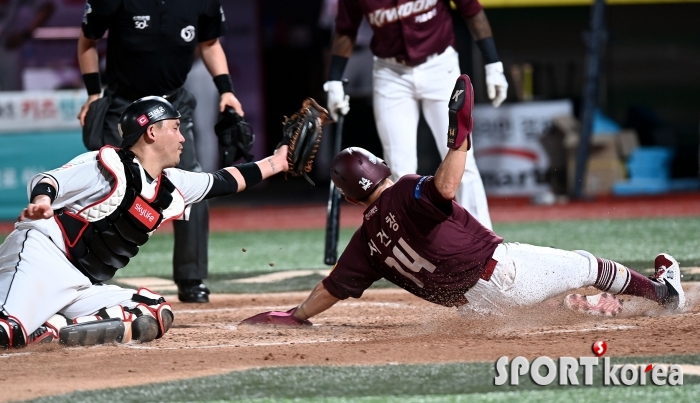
[2,285,700,402]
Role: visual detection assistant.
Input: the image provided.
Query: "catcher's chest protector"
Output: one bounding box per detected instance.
[55,147,185,283]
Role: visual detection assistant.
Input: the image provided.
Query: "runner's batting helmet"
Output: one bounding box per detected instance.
[330,147,391,200]
[118,96,181,148]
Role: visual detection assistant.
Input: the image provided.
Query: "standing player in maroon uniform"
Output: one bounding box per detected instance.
[242,75,685,326]
[324,0,507,229]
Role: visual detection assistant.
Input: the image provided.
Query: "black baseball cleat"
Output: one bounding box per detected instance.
[177,280,210,303]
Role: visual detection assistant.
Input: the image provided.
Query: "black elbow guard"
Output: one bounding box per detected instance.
[206,169,239,199]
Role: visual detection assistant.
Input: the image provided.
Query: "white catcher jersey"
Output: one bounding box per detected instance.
[21,150,214,254]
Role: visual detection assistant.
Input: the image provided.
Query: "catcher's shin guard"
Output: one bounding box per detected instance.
[0,316,54,348]
[59,318,126,347]
[127,288,174,343]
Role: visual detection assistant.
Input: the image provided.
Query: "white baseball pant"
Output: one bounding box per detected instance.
[372,46,492,229]
[0,227,140,334]
[460,242,598,315]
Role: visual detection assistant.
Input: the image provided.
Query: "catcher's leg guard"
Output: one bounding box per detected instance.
[59,318,126,347]
[0,316,54,348]
[126,288,174,343]
[49,307,130,347]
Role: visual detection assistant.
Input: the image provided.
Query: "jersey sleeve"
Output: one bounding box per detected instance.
[322,228,383,300]
[197,0,227,42]
[163,169,213,205]
[453,0,484,19]
[82,0,122,39]
[413,176,453,217]
[335,0,364,39]
[28,152,108,209]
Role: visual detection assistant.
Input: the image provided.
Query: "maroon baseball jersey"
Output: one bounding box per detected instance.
[336,0,483,64]
[323,175,503,307]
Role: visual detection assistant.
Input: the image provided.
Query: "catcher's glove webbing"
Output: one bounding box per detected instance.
[215,106,255,166]
[279,98,328,186]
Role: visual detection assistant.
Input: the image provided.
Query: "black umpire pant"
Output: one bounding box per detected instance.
[88,86,209,282]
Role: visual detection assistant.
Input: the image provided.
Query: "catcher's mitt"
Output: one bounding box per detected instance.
[215,106,255,166]
[279,98,328,185]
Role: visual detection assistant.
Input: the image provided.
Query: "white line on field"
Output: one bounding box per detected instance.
[118,338,366,350]
[0,352,30,358]
[175,301,413,314]
[524,324,636,335]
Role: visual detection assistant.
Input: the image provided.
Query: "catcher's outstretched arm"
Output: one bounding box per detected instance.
[223,145,289,192]
[293,281,340,320]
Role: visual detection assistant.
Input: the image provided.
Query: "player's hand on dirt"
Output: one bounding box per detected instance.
[484,62,508,108]
[323,80,350,122]
[18,202,53,221]
[239,308,312,326]
[78,94,100,127]
[219,92,244,116]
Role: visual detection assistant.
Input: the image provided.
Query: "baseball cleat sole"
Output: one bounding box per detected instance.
[564,293,623,317]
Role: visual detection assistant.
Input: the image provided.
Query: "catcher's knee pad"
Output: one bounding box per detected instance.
[127,288,174,343]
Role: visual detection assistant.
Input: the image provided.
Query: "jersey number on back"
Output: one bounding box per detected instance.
[384,238,436,288]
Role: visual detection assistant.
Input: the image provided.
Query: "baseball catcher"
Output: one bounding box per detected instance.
[241,75,685,327]
[0,96,325,349]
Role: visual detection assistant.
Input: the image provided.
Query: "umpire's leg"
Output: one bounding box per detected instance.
[171,89,210,302]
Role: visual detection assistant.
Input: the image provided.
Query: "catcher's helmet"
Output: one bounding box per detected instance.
[330,147,391,200]
[118,96,181,148]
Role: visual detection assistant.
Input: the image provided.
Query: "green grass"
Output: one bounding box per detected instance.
[23,355,700,403]
[118,217,700,280]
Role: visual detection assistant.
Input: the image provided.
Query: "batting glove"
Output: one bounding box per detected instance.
[323,80,350,122]
[484,62,508,108]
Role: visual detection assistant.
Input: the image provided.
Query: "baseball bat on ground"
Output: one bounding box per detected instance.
[323,110,346,266]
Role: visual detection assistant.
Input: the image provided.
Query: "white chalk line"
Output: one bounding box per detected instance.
[524,324,637,335]
[175,301,413,315]
[0,352,30,359]
[118,338,367,350]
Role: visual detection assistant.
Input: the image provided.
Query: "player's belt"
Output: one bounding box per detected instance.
[385,45,450,67]
[480,258,499,282]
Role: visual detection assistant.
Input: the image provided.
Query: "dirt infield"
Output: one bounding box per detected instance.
[3,285,700,402]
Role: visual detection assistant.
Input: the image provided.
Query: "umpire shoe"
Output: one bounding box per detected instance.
[654,253,685,310]
[177,280,210,303]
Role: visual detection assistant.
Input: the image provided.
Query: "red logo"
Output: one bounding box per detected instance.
[128,196,161,230]
[592,340,607,357]
[137,115,149,126]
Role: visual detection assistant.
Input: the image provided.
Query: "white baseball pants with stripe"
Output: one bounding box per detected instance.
[0,228,139,334]
[460,242,598,314]
[373,46,492,229]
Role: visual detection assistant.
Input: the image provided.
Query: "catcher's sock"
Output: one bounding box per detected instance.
[594,257,667,303]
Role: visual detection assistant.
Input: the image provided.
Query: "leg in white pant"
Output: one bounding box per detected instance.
[373,60,421,183]
[461,242,597,314]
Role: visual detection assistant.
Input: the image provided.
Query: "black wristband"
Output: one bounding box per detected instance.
[328,55,349,81]
[82,72,102,95]
[213,74,234,95]
[475,37,500,65]
[235,162,263,189]
[30,182,57,203]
